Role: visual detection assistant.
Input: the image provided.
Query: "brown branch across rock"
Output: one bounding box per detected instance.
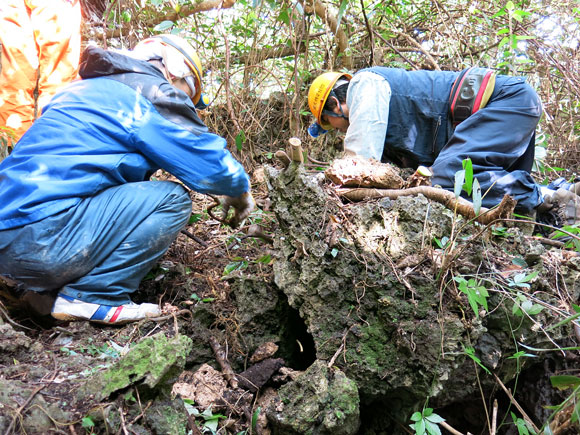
[336,186,517,226]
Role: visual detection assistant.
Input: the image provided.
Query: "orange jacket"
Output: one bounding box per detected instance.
[0,0,81,143]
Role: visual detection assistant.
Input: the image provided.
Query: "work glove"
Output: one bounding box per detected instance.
[537,188,580,227]
[222,192,256,228]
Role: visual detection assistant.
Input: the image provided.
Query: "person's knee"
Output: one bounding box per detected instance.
[167,182,192,218]
[152,181,192,229]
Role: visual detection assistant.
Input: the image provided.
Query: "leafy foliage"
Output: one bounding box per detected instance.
[409,407,445,435]
[454,276,489,318]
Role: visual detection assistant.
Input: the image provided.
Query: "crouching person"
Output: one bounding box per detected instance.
[0,34,254,324]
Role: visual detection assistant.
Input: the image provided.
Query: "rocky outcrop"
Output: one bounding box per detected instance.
[265,162,577,432]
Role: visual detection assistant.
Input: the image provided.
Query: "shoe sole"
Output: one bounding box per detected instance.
[52,312,144,325]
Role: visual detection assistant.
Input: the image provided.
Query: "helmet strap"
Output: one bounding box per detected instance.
[322,93,349,121]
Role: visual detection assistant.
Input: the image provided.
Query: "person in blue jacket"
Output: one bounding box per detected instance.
[307,68,580,227]
[0,34,255,324]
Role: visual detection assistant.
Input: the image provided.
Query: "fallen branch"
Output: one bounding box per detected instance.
[336,186,517,225]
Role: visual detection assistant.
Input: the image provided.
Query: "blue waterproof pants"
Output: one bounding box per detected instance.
[0,181,191,305]
[431,79,543,213]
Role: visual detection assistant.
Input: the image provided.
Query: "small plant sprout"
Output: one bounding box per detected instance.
[223,256,249,276]
[507,270,538,289]
[512,292,544,317]
[81,416,95,433]
[453,276,489,318]
[409,407,445,435]
[510,412,536,435]
[183,401,227,434]
[454,157,482,214]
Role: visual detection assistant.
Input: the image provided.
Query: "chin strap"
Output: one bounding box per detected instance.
[321,90,349,121]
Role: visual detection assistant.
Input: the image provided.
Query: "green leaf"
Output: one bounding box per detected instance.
[256,254,272,264]
[331,248,339,257]
[252,407,261,431]
[517,270,538,283]
[205,417,220,432]
[425,419,442,435]
[425,413,445,424]
[550,375,580,389]
[277,9,290,25]
[336,0,349,29]
[508,350,536,359]
[572,401,580,422]
[414,419,426,434]
[154,20,175,31]
[462,158,473,195]
[498,36,510,49]
[189,213,203,224]
[464,346,491,374]
[235,130,246,152]
[81,417,95,428]
[410,411,422,422]
[223,260,248,275]
[121,10,131,23]
[513,10,531,19]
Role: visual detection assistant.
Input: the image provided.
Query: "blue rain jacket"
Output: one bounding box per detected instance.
[362,67,543,212]
[0,46,250,230]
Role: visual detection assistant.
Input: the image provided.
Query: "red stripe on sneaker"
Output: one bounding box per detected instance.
[109,306,123,323]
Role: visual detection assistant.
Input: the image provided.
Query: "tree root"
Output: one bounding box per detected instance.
[336,186,517,225]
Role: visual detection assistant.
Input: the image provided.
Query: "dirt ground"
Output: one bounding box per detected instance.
[0,172,283,434]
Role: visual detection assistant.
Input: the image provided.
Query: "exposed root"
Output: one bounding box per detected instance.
[337,186,517,225]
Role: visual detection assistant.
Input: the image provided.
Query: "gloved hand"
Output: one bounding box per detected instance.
[222,192,255,228]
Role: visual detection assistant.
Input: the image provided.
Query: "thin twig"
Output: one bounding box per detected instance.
[491,399,498,435]
[440,421,465,435]
[0,302,35,331]
[180,229,209,247]
[493,373,541,434]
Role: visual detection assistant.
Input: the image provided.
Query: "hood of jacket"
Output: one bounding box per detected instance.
[80,45,165,81]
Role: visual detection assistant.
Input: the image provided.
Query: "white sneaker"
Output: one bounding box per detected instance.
[51,294,161,324]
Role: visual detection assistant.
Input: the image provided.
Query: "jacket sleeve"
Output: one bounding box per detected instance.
[132,84,250,197]
[344,71,392,161]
